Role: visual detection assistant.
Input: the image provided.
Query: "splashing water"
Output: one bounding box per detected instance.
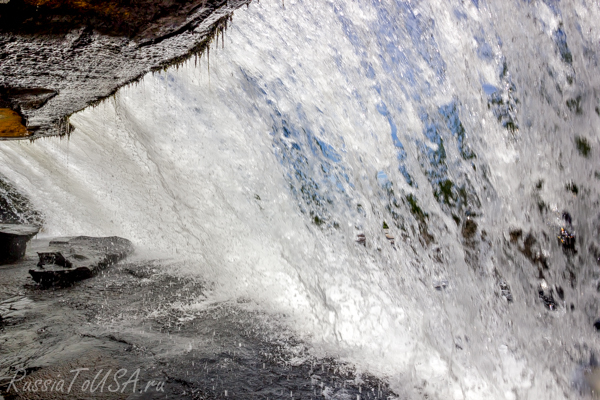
[2,0,600,398]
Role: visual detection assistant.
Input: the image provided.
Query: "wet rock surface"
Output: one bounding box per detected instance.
[0,175,43,226]
[28,236,134,286]
[0,224,40,265]
[0,240,394,399]
[0,0,251,139]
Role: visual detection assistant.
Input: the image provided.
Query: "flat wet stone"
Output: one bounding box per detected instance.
[0,224,40,265]
[28,236,134,287]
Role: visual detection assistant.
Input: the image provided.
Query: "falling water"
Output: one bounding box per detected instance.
[2,0,600,398]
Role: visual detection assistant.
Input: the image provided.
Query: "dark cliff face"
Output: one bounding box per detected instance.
[0,0,237,39]
[0,0,250,139]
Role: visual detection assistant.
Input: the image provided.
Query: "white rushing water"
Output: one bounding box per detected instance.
[2,0,600,398]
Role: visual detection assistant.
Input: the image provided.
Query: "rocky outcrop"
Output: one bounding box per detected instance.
[0,223,40,264]
[0,0,251,139]
[28,236,134,286]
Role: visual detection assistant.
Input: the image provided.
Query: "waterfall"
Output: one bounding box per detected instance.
[2,0,600,398]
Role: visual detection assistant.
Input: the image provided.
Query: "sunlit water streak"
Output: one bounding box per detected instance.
[2,0,600,398]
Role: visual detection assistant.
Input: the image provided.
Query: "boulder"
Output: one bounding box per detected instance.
[0,223,40,264]
[29,236,134,287]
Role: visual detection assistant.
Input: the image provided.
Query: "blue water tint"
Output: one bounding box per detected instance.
[366,1,430,96]
[377,171,392,190]
[282,122,294,138]
[553,26,573,64]
[372,8,412,77]
[333,0,442,131]
[482,83,499,95]
[438,101,476,160]
[419,115,447,180]
[403,7,447,82]
[360,61,376,80]
[475,35,494,61]
[376,102,414,185]
[454,9,468,20]
[237,67,358,224]
[487,60,519,132]
[496,34,503,47]
[334,6,364,50]
[239,68,268,97]
[398,167,413,187]
[416,110,479,209]
[270,111,355,224]
[315,139,342,163]
[422,121,443,148]
[376,103,401,148]
[415,131,448,189]
[542,0,561,15]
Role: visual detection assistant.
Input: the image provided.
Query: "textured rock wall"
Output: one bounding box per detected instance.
[0,0,251,139]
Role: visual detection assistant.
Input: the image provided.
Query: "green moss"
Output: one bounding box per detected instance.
[575,136,591,157]
[406,194,427,221]
[382,221,389,229]
[405,194,434,246]
[435,179,455,205]
[254,194,261,201]
[505,121,517,133]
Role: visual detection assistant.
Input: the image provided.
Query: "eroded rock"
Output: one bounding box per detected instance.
[28,236,134,286]
[0,223,40,264]
[0,0,251,139]
[462,218,477,239]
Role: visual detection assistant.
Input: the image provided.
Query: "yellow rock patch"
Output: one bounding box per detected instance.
[0,108,29,137]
